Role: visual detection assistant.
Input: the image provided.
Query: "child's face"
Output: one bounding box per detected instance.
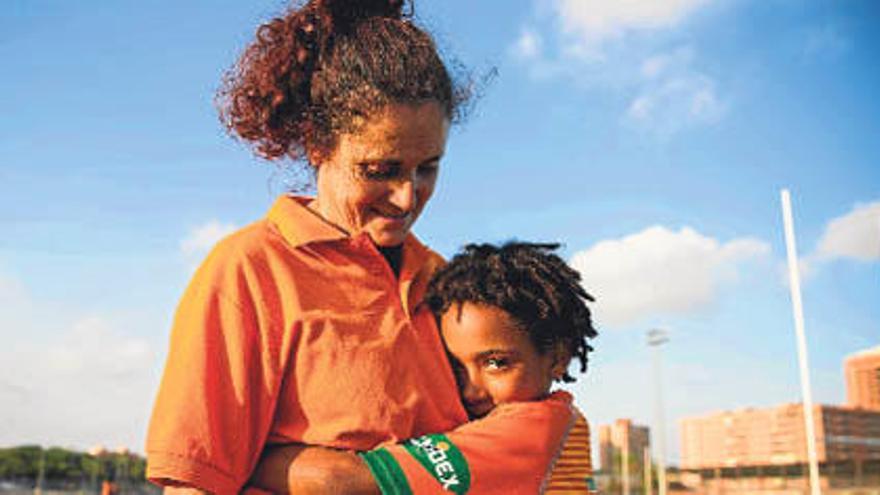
[440,302,564,419]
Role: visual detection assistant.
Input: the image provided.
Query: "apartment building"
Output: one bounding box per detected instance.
[680,403,880,469]
[845,346,880,411]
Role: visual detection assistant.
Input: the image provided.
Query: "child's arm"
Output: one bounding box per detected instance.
[360,392,593,495]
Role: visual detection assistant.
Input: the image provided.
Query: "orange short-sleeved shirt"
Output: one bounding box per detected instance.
[145,195,467,495]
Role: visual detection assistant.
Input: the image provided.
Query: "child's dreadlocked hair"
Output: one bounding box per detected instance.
[425,241,598,383]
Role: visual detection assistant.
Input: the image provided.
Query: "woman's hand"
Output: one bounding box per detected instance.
[248,444,380,495]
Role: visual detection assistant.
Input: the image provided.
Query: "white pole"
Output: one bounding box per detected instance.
[648,329,668,495]
[780,189,822,495]
[644,445,653,495]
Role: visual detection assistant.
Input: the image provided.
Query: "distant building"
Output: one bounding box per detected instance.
[679,403,880,469]
[674,346,880,493]
[845,346,880,411]
[598,419,651,493]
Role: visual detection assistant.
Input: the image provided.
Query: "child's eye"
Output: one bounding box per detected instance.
[485,357,509,371]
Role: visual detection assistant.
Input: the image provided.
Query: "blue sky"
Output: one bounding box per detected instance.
[2,0,878,463]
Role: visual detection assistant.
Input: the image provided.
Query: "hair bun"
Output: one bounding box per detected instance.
[316,0,405,28]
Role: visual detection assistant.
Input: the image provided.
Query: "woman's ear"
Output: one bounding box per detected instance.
[305,139,336,169]
[306,147,325,169]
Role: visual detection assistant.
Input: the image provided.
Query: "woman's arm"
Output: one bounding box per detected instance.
[146,249,293,494]
[248,444,380,495]
[161,445,381,495]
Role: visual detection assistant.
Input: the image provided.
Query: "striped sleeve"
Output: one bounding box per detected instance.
[542,411,596,494]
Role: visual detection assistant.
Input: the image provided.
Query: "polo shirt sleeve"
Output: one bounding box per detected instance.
[146,246,288,495]
[360,398,578,495]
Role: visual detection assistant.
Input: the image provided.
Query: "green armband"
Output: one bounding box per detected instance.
[359,448,413,495]
[361,434,472,495]
[402,434,471,494]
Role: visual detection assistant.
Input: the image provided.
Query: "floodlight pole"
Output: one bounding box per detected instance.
[780,189,821,495]
[647,329,669,495]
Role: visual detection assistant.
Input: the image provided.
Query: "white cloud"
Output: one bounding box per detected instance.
[180,220,237,257]
[0,275,159,450]
[777,200,879,286]
[555,0,710,46]
[0,317,157,450]
[513,29,543,60]
[625,75,726,133]
[570,226,770,327]
[508,0,729,136]
[626,47,727,134]
[44,316,153,378]
[0,272,32,325]
[816,201,880,262]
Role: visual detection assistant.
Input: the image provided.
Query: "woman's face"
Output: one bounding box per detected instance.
[314,102,449,247]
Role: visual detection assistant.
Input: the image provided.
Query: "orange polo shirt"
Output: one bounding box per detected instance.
[145,195,468,495]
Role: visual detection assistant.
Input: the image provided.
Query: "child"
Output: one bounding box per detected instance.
[360,242,599,494]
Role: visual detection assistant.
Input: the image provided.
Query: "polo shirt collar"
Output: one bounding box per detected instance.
[267,195,349,248]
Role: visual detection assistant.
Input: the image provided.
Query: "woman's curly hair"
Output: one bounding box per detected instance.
[425,242,598,383]
[217,0,466,163]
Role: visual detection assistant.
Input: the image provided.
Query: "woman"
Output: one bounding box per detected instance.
[146,1,583,493]
[146,1,469,492]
